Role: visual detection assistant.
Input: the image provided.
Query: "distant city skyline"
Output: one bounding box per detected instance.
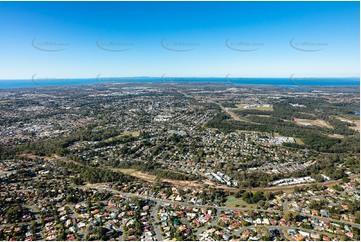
[0,1,359,79]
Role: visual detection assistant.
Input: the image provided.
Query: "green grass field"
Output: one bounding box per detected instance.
[225,195,257,209]
[103,131,140,143]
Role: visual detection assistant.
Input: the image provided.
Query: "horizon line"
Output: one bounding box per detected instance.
[0,76,360,81]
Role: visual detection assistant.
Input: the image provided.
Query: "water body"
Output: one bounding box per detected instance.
[0,77,359,89]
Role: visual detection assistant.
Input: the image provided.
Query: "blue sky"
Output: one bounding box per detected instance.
[0,1,359,79]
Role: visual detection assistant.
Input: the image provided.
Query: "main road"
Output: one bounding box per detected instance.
[77,183,360,229]
[150,202,163,241]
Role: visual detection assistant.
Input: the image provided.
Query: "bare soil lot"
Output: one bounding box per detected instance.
[351,120,360,132]
[328,134,345,139]
[294,118,333,129]
[111,168,219,189]
[334,116,360,132]
[236,104,274,111]
[110,168,350,194]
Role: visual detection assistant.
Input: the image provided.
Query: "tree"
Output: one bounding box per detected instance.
[283,211,299,222]
[6,206,23,223]
[57,230,66,240]
[30,221,37,234]
[264,192,274,201]
[235,189,245,198]
[355,211,360,224]
[256,226,271,240]
[258,200,265,207]
[313,174,324,182]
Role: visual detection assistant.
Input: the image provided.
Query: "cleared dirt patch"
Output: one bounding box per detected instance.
[111,168,218,189]
[111,168,158,183]
[328,134,345,139]
[236,104,273,111]
[351,120,360,132]
[334,116,356,124]
[224,108,255,123]
[334,116,360,132]
[247,114,272,118]
[294,118,333,129]
[295,138,305,145]
[109,168,352,194]
[23,154,83,166]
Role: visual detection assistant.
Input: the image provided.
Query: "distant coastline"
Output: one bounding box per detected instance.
[0,77,359,89]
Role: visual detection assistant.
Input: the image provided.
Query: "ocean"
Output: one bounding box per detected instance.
[0,77,359,89]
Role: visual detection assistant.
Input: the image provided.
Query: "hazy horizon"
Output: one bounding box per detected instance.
[0,76,360,81]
